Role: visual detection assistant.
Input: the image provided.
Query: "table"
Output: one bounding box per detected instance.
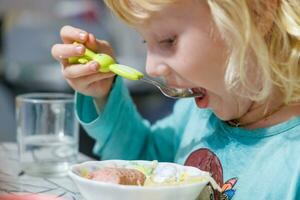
[0,142,92,199]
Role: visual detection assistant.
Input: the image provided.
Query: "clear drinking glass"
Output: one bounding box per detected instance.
[16,93,79,177]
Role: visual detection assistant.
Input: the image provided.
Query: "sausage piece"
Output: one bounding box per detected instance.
[90,167,146,186]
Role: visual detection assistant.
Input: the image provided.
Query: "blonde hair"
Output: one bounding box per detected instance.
[105,0,300,104]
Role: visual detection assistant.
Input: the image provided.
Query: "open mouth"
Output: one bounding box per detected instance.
[192,88,209,108]
[191,88,206,99]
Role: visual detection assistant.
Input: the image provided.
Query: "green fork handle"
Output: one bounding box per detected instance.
[68,42,144,81]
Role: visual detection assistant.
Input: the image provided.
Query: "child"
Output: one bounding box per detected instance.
[51,0,300,199]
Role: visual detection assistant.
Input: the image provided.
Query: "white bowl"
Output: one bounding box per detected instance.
[69,160,218,200]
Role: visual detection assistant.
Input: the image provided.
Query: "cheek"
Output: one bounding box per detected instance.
[176,34,228,89]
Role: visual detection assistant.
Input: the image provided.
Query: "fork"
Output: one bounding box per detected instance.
[69,43,204,99]
[140,77,204,99]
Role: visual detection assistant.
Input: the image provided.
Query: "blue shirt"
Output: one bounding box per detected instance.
[76,77,300,200]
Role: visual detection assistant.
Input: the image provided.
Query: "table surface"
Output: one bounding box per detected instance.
[0,142,92,199]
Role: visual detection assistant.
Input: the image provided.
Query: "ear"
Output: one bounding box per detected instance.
[249,0,279,36]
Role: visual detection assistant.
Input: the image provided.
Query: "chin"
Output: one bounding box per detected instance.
[211,109,234,121]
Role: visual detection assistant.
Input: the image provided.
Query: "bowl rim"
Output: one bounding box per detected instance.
[68,160,210,191]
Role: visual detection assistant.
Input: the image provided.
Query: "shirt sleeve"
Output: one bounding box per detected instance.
[75,76,191,161]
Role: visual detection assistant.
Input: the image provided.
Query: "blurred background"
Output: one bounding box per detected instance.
[0,0,176,159]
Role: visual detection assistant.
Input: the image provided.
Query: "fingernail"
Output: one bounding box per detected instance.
[79,32,87,41]
[90,61,99,71]
[76,45,84,54]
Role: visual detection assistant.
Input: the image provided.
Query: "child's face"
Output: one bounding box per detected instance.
[136,0,252,120]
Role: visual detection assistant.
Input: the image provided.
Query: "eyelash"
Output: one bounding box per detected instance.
[159,36,177,46]
[142,36,177,47]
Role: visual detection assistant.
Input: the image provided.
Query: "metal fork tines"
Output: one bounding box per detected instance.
[140,77,204,99]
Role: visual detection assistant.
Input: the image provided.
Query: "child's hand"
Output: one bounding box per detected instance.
[51,25,116,98]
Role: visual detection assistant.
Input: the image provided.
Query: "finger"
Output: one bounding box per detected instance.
[62,61,100,78]
[68,72,115,91]
[60,25,88,44]
[52,43,85,60]
[84,33,114,57]
[84,33,98,51]
[60,26,114,57]
[96,39,115,57]
[84,72,115,86]
[83,33,114,57]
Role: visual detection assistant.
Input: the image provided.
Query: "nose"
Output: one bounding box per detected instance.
[145,52,170,78]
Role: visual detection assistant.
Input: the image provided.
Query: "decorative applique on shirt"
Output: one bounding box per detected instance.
[185,148,238,200]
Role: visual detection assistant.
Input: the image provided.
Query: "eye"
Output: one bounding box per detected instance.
[159,36,177,47]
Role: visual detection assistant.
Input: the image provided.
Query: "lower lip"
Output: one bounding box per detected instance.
[195,92,208,108]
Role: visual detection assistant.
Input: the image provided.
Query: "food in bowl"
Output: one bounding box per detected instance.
[76,160,219,187]
[69,160,221,200]
[88,167,146,186]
